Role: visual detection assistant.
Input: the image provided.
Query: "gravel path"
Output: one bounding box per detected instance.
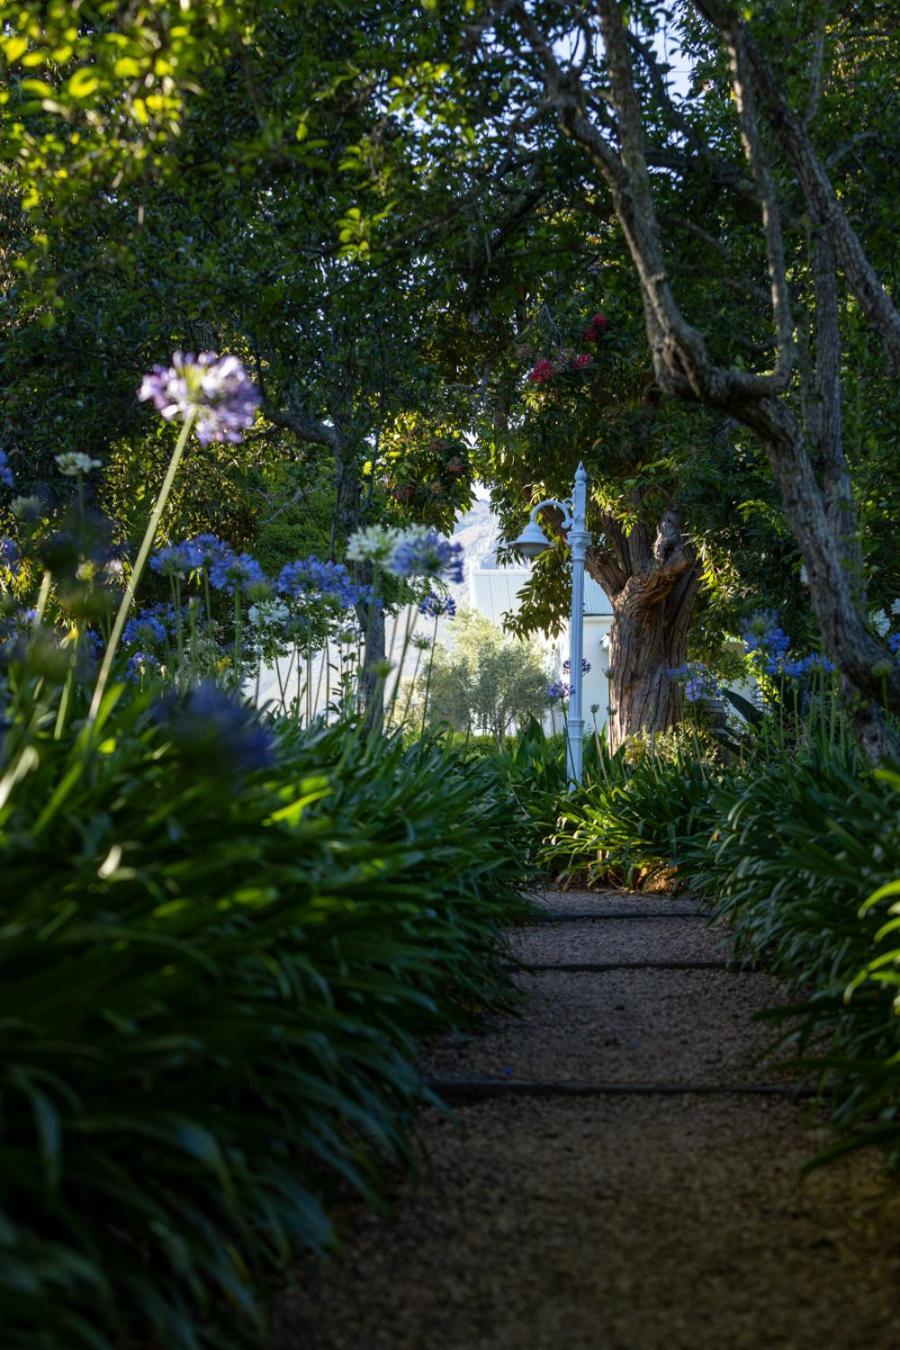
[273,890,900,1349]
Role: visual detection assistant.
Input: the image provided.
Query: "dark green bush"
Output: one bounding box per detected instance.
[0,699,529,1348]
[541,729,721,888]
[684,750,900,1168]
[533,710,900,1170]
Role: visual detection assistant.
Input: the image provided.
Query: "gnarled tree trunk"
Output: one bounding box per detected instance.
[588,508,700,751]
[605,565,699,750]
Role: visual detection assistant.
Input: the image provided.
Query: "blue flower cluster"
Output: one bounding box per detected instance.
[562,658,592,675]
[419,593,457,619]
[0,451,13,489]
[0,538,19,572]
[740,610,790,670]
[276,557,364,609]
[209,552,266,596]
[189,533,233,568]
[780,652,835,678]
[123,612,168,649]
[150,542,204,578]
[392,530,464,584]
[154,681,275,777]
[547,680,571,702]
[887,633,900,655]
[126,649,163,683]
[740,611,836,678]
[668,662,721,703]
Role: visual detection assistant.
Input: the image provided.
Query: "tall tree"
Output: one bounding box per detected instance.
[471,0,900,756]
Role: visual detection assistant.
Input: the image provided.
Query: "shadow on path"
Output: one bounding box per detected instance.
[273,888,900,1350]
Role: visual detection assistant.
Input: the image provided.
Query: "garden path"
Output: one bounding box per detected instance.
[274,889,900,1350]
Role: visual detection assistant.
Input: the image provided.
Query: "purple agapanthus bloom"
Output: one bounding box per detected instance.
[123,612,168,649]
[209,551,265,595]
[138,352,260,445]
[126,649,163,683]
[80,629,104,656]
[392,529,464,584]
[419,593,457,619]
[562,657,591,674]
[741,610,790,661]
[186,533,232,568]
[150,542,203,578]
[887,633,900,655]
[547,680,571,702]
[276,557,362,609]
[0,451,13,489]
[780,652,836,678]
[155,681,275,777]
[668,661,720,702]
[0,538,19,571]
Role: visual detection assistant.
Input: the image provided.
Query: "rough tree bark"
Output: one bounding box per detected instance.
[587,509,700,750]
[505,0,900,759]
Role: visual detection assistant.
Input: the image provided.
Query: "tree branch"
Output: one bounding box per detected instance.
[264,403,340,451]
[693,0,900,372]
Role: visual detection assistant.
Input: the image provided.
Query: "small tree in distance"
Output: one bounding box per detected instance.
[418,609,553,743]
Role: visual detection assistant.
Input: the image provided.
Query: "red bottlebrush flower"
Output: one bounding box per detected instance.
[571,353,593,371]
[583,313,609,342]
[527,357,555,384]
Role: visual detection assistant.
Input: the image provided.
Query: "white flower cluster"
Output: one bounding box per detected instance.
[55,452,102,477]
[247,599,290,630]
[345,524,405,566]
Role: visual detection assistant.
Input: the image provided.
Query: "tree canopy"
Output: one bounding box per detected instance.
[2,0,897,747]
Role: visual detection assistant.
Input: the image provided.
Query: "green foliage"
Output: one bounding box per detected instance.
[542,728,722,889]
[421,608,552,741]
[0,705,529,1347]
[535,690,900,1172]
[687,752,900,1170]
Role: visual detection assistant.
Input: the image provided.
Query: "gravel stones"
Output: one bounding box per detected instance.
[272,891,900,1350]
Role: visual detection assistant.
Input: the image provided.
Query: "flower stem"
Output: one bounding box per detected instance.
[89,409,196,721]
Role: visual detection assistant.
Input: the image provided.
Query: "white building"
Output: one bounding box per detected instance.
[469,566,614,733]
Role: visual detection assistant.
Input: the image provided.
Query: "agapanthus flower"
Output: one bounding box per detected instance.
[186,533,232,568]
[547,680,571,702]
[210,551,266,595]
[122,612,168,649]
[780,652,836,678]
[0,450,13,489]
[126,649,163,683]
[391,529,464,584]
[345,525,404,566]
[0,538,19,571]
[10,496,41,524]
[583,313,609,342]
[741,610,790,661]
[563,657,591,674]
[419,593,457,619]
[527,358,554,385]
[138,352,260,445]
[276,557,362,609]
[570,354,593,371]
[247,598,290,629]
[887,633,900,655]
[79,629,104,657]
[55,452,102,477]
[154,681,275,778]
[668,661,720,702]
[150,542,204,578]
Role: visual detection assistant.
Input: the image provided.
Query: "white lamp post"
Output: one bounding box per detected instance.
[512,462,590,786]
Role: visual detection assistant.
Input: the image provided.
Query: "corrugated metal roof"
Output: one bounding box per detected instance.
[469,568,613,623]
